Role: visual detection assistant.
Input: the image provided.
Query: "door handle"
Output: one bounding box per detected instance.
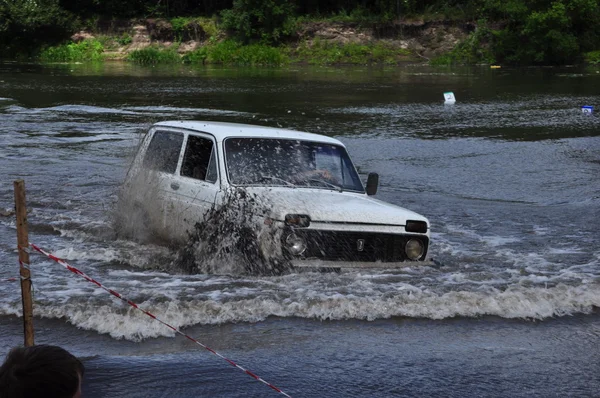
[170,182,180,190]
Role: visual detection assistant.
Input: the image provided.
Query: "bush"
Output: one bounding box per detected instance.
[431,23,495,65]
[0,0,78,57]
[170,16,220,42]
[295,39,409,65]
[483,0,600,65]
[39,39,104,62]
[183,47,208,64]
[584,50,600,64]
[220,0,296,44]
[116,33,133,46]
[205,40,240,63]
[127,47,181,64]
[183,40,288,66]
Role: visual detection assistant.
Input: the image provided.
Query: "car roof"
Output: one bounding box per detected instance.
[153,120,345,146]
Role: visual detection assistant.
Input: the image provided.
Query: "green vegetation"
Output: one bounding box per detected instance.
[127,46,181,64]
[0,0,77,58]
[584,50,600,65]
[39,39,104,62]
[295,8,379,25]
[123,41,290,66]
[182,40,286,65]
[295,39,410,65]
[171,16,219,42]
[431,23,495,65]
[485,0,600,65]
[116,33,132,46]
[1,0,600,65]
[221,0,296,44]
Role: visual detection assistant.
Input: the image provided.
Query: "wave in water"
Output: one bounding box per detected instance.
[1,268,598,341]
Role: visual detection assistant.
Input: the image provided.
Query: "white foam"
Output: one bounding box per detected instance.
[44,105,139,115]
[481,236,521,247]
[122,106,250,116]
[547,247,583,254]
[533,225,550,235]
[53,247,121,262]
[11,280,599,341]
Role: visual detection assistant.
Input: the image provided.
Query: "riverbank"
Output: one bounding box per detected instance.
[40,19,475,66]
[3,1,600,65]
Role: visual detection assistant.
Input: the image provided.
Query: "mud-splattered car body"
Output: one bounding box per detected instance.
[120,121,432,272]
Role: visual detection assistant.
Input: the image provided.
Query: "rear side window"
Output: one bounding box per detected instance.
[181,135,218,183]
[143,130,184,174]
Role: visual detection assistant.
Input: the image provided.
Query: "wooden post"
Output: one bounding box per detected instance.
[14,180,34,347]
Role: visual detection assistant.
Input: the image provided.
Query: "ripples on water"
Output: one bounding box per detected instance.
[0,64,599,396]
[1,66,600,341]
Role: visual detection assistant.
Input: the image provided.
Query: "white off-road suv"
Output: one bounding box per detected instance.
[120,121,432,272]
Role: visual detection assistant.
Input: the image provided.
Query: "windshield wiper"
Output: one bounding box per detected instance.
[307,178,343,192]
[259,175,296,187]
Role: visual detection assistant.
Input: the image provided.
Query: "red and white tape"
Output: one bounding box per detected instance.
[26,243,292,398]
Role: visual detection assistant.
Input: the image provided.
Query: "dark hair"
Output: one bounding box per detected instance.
[0,345,84,398]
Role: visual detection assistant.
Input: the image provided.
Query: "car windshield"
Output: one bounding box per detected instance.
[224,138,364,192]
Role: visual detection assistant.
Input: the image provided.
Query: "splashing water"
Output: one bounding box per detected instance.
[175,188,289,276]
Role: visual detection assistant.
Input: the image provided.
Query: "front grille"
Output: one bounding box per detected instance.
[288,230,429,262]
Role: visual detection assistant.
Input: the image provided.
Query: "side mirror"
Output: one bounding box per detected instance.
[366,172,379,196]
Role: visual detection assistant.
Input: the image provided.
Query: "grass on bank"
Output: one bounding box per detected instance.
[127,46,181,64]
[38,35,414,66]
[126,40,411,66]
[183,40,289,66]
[37,35,483,67]
[39,39,104,62]
[294,38,410,65]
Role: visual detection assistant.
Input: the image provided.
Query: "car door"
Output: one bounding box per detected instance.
[137,128,185,238]
[164,132,221,239]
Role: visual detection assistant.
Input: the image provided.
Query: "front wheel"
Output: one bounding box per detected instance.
[238,227,289,275]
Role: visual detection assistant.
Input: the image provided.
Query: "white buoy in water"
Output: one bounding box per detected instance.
[444,92,456,104]
[581,105,593,114]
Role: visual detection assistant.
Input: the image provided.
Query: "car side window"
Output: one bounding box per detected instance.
[181,135,218,183]
[143,130,184,174]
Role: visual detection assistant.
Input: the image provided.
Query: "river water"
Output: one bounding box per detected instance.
[0,62,599,397]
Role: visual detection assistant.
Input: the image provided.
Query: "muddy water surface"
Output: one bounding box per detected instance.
[1,63,599,397]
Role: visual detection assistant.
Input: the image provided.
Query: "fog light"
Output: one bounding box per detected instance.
[285,233,306,256]
[405,239,424,260]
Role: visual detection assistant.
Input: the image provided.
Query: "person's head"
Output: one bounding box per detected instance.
[0,345,84,398]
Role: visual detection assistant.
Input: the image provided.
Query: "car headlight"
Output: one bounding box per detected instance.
[405,239,424,260]
[285,233,307,256]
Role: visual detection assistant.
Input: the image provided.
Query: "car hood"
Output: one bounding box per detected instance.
[243,187,428,227]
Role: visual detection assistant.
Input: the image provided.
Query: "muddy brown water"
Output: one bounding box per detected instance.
[1,62,599,397]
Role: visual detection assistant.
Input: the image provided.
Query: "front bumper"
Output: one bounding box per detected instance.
[291,259,434,269]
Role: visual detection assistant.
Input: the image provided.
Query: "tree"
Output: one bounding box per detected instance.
[220,0,296,44]
[486,0,600,64]
[0,0,76,57]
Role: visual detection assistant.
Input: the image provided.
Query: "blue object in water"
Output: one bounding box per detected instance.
[582,105,594,114]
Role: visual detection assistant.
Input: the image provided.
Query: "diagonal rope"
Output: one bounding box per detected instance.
[27,243,292,397]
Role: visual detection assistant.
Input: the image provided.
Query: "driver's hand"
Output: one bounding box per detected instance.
[317,170,332,179]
